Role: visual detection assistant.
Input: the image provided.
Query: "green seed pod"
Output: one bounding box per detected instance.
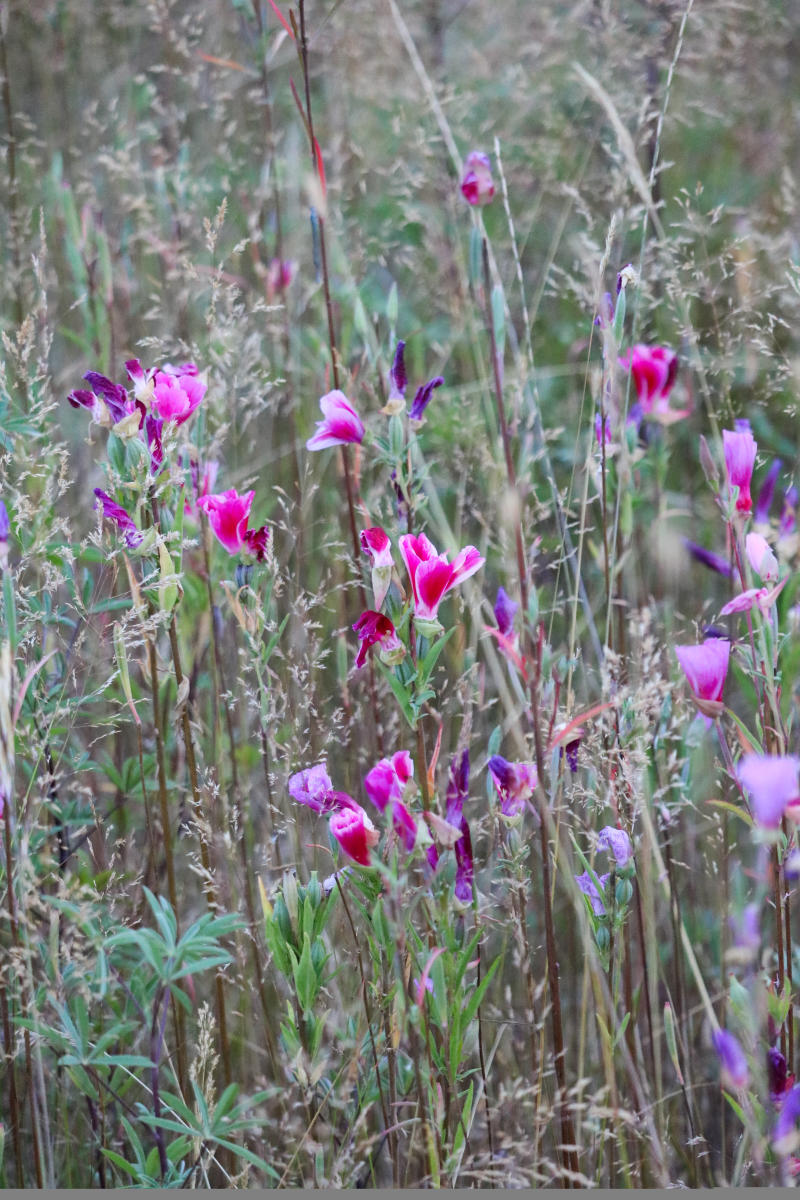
[274,896,293,947]
[595,923,610,952]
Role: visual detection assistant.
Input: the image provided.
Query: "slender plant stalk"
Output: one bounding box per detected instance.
[0,981,23,1184]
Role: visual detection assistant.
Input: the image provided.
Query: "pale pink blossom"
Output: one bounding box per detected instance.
[306,390,364,451]
[675,638,730,722]
[745,532,779,581]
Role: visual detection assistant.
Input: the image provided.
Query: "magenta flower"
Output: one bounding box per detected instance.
[674,638,730,722]
[399,532,484,627]
[576,870,610,916]
[69,370,137,428]
[361,527,394,610]
[197,488,269,561]
[619,345,683,421]
[597,825,633,869]
[723,426,758,513]
[306,390,364,451]
[389,340,407,401]
[266,257,295,301]
[712,1029,749,1091]
[769,1048,793,1104]
[746,532,779,581]
[352,610,404,669]
[460,150,495,206]
[93,488,143,548]
[0,500,10,569]
[329,803,379,866]
[391,799,417,851]
[738,754,800,828]
[364,750,413,813]
[487,755,538,820]
[151,367,206,425]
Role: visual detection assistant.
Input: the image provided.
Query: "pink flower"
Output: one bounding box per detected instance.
[352,610,405,669]
[266,258,295,301]
[487,755,538,820]
[460,151,495,206]
[738,754,800,828]
[746,532,779,581]
[619,345,679,417]
[723,426,758,513]
[675,638,730,722]
[151,367,206,425]
[197,488,269,561]
[364,751,414,813]
[329,803,379,866]
[720,578,787,617]
[361,527,394,610]
[398,532,484,626]
[306,390,364,451]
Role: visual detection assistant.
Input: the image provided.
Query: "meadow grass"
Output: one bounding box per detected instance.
[1,0,800,1187]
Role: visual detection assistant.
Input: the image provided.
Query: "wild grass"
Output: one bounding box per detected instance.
[1,0,800,1187]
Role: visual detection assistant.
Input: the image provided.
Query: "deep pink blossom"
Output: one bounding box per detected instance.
[460,151,494,206]
[306,390,364,451]
[399,532,484,625]
[266,258,295,301]
[352,610,404,669]
[151,367,206,425]
[675,638,730,722]
[487,755,538,819]
[93,488,143,548]
[738,754,800,828]
[723,426,758,513]
[329,803,379,866]
[619,345,684,421]
[364,751,413,813]
[197,488,269,561]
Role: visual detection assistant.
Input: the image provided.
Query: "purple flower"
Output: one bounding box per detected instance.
[494,587,518,638]
[712,1028,748,1090]
[391,798,417,851]
[769,1047,792,1103]
[388,341,407,402]
[408,376,444,424]
[288,763,337,814]
[576,870,609,916]
[83,371,132,425]
[774,1085,800,1154]
[445,749,473,903]
[0,500,9,568]
[780,487,798,540]
[597,825,633,869]
[682,538,733,578]
[755,458,782,524]
[364,751,414,814]
[728,903,760,959]
[487,755,538,820]
[737,754,800,828]
[93,488,143,548]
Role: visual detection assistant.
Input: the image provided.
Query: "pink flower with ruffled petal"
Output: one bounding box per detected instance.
[399,532,484,624]
[198,488,253,555]
[746,532,779,581]
[152,368,206,425]
[306,390,364,451]
[329,803,379,866]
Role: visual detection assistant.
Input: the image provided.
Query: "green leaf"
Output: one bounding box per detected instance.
[375,658,416,728]
[461,954,502,1030]
[418,626,456,687]
[293,933,318,1014]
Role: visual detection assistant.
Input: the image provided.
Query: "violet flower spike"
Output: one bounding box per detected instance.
[755,458,782,524]
[774,1084,800,1155]
[682,538,733,578]
[597,825,633,869]
[712,1028,749,1091]
[408,376,444,424]
[93,488,143,548]
[494,587,518,638]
